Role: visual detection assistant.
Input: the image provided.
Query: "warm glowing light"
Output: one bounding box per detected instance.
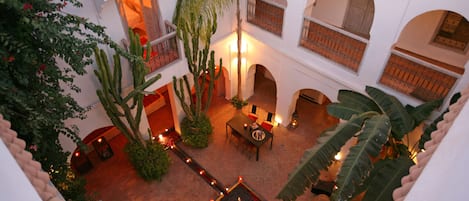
[238,176,243,181]
[225,187,229,191]
[210,180,217,185]
[74,152,80,157]
[165,128,169,132]
[334,152,341,161]
[275,117,282,125]
[170,145,174,149]
[219,192,224,196]
[97,138,103,143]
[230,41,247,53]
[151,136,156,140]
[158,134,163,139]
[186,158,192,163]
[199,170,205,175]
[421,149,426,152]
[232,58,247,66]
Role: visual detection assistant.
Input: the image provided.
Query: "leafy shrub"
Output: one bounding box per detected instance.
[230,95,248,109]
[125,141,170,181]
[180,114,213,148]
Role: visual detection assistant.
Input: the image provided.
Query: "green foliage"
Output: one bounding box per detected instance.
[230,95,248,109]
[172,0,232,148]
[276,112,377,201]
[0,0,107,200]
[94,29,170,180]
[277,86,443,201]
[180,114,213,148]
[332,115,391,201]
[94,29,161,147]
[360,157,414,201]
[125,141,170,181]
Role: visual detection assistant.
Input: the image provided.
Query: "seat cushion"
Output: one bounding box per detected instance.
[261,121,273,132]
[248,113,258,122]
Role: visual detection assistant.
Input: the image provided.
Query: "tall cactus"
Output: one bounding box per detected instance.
[173,12,222,123]
[172,1,231,147]
[94,29,161,147]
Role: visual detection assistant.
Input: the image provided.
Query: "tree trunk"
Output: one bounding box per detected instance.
[236,0,243,100]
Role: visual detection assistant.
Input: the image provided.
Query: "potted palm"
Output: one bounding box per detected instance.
[277,86,443,201]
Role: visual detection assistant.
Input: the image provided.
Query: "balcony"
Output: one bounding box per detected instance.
[145,21,180,74]
[379,48,463,102]
[300,17,368,72]
[247,0,284,36]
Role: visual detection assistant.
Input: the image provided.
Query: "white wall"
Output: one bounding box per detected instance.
[306,0,349,27]
[159,0,177,22]
[0,140,41,201]
[405,94,469,201]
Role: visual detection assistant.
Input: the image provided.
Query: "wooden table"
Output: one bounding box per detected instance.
[226,114,273,161]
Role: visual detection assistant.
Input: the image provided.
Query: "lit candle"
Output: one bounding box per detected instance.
[243,123,248,129]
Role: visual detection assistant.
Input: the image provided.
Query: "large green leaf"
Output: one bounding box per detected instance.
[276,112,377,201]
[362,157,414,201]
[366,86,414,140]
[327,90,381,120]
[406,98,442,125]
[331,115,391,201]
[327,103,365,120]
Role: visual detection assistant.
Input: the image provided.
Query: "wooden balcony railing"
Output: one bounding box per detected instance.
[300,17,368,72]
[379,49,462,102]
[247,0,284,36]
[145,21,180,74]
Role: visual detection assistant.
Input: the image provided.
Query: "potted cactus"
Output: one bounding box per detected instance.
[94,30,170,181]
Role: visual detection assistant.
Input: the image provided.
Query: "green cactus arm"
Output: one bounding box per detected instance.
[122,74,161,104]
[112,53,123,101]
[172,76,194,122]
[203,51,220,113]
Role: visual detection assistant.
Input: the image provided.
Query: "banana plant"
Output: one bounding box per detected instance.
[277,86,443,201]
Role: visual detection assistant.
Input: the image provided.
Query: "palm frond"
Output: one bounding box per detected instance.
[173,0,234,43]
[362,157,414,201]
[327,90,381,120]
[277,112,377,201]
[365,86,414,140]
[327,103,366,120]
[338,89,382,112]
[406,98,442,125]
[331,115,391,200]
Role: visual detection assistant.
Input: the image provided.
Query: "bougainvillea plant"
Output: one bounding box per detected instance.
[0,0,108,200]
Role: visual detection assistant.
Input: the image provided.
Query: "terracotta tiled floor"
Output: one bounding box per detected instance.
[83,74,338,201]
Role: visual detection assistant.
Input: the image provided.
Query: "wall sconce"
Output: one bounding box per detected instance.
[275,116,282,126]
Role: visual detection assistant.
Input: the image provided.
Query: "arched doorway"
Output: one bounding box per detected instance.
[71,126,120,175]
[247,64,277,115]
[289,89,338,135]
